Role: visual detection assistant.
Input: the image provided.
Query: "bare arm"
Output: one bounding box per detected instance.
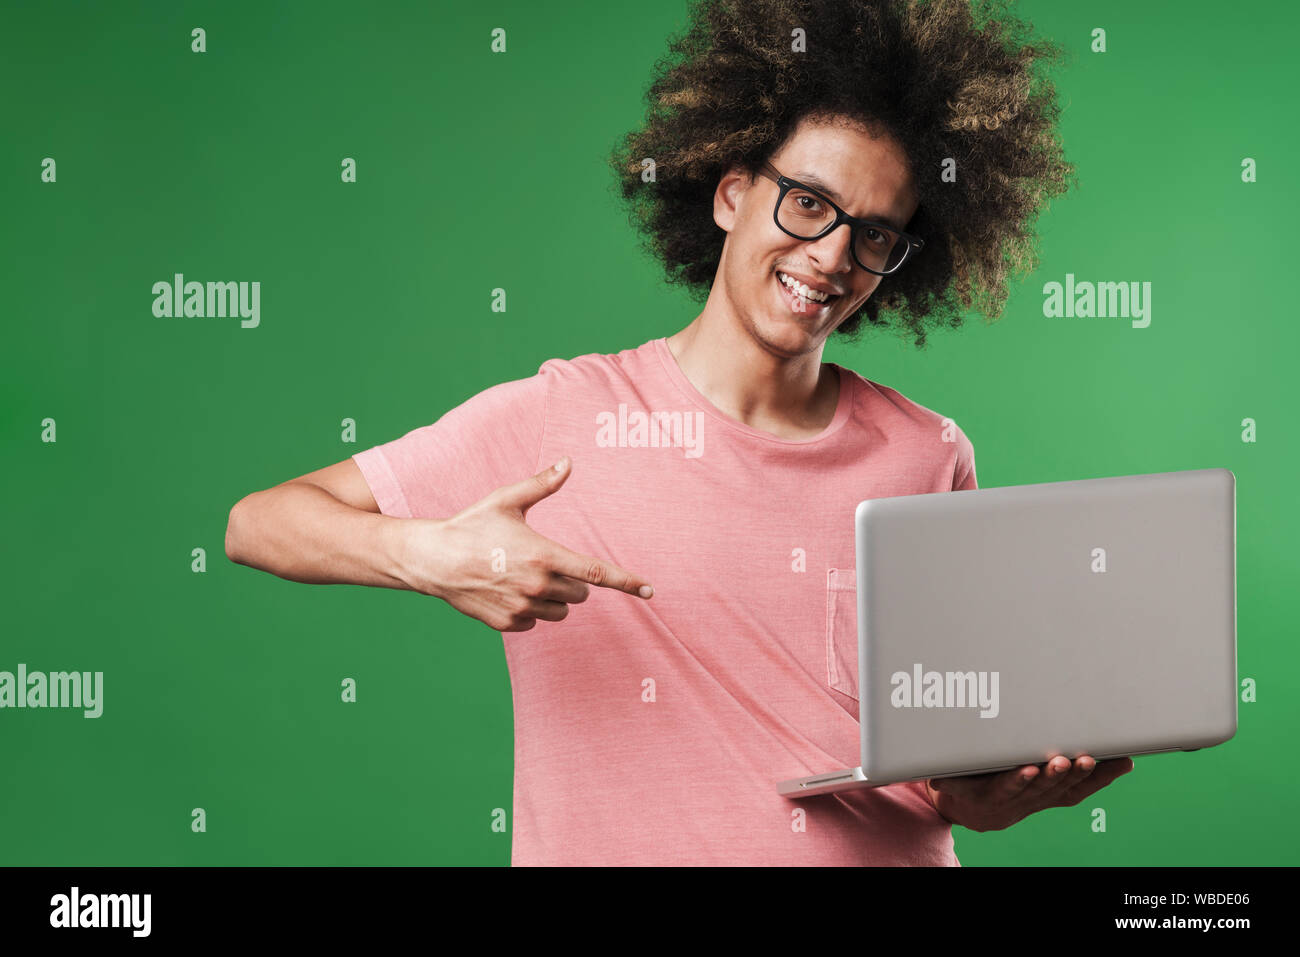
[224,456,654,631]
[225,458,411,589]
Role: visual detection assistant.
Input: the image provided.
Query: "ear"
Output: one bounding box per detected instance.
[712,165,756,233]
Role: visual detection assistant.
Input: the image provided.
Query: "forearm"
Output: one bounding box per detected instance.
[925,781,952,823]
[225,481,414,590]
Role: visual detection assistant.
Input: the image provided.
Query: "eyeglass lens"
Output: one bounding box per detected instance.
[777,187,908,273]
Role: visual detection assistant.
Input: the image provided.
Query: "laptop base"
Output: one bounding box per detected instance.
[777,767,872,797]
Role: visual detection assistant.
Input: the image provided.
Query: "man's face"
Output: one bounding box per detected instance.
[712,116,920,358]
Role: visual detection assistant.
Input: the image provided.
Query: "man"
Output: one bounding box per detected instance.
[225,0,1131,864]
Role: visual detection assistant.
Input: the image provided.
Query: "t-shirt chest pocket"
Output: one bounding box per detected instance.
[825,567,860,710]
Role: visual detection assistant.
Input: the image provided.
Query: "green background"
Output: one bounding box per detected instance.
[2,0,1295,865]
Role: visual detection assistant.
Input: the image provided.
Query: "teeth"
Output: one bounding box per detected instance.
[778,271,831,303]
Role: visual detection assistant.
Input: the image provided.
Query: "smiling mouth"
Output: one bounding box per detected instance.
[775,270,840,311]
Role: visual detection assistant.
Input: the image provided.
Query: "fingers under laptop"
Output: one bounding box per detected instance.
[1039,755,1134,805]
[1013,755,1088,799]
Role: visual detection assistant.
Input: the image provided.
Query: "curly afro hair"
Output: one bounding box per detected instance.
[609,0,1077,347]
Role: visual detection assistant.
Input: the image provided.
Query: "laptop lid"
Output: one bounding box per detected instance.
[854,467,1237,784]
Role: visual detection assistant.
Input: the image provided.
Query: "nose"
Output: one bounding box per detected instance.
[804,223,855,277]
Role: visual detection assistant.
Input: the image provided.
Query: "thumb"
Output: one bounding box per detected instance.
[494,456,572,514]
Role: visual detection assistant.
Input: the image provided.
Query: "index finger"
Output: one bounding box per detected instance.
[546,542,654,599]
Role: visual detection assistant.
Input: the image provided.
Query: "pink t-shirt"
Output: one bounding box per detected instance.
[353,336,978,866]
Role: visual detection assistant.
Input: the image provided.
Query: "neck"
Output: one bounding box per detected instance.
[664,304,840,440]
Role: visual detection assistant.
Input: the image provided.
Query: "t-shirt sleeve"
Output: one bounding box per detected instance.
[351,369,549,520]
[951,425,978,491]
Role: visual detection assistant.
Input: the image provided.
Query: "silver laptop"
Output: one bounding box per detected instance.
[778,468,1238,798]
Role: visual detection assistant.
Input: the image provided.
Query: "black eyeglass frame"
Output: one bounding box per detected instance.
[756,161,924,276]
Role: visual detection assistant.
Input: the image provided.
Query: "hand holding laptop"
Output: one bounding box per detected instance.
[779,469,1235,801]
[926,754,1134,832]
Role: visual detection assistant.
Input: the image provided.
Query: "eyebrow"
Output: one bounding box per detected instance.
[791,170,908,231]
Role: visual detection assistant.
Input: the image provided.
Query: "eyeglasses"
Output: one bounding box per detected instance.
[755,162,923,275]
